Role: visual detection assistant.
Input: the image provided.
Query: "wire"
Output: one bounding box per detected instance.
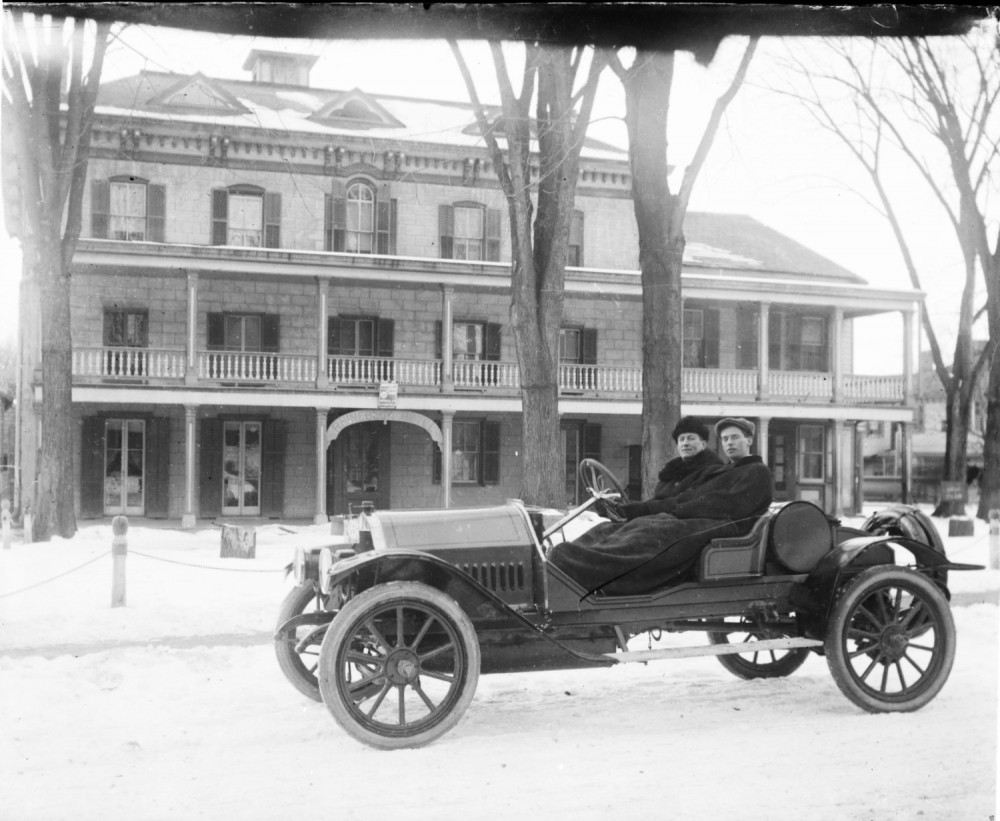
[0,550,111,598]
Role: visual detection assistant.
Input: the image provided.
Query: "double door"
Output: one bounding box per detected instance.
[328,421,391,515]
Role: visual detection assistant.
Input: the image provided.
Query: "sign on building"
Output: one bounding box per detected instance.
[378,381,398,409]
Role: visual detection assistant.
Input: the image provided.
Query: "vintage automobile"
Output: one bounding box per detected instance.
[274,459,981,749]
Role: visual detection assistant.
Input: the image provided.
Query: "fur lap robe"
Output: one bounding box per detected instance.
[549,456,773,596]
[625,447,725,518]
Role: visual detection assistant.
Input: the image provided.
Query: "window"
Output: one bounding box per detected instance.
[568,210,584,266]
[212,186,281,248]
[453,322,484,361]
[326,180,396,254]
[432,419,500,485]
[327,316,395,382]
[222,421,261,515]
[562,421,601,505]
[559,327,598,390]
[439,203,501,261]
[682,307,720,368]
[770,311,828,371]
[104,419,145,515]
[207,313,280,353]
[560,328,581,363]
[91,178,166,241]
[798,425,825,481]
[103,308,148,377]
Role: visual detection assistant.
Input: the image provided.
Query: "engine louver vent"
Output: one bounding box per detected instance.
[461,561,527,592]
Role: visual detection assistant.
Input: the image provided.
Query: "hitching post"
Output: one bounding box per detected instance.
[111,515,128,608]
[1,499,11,550]
[989,509,1000,572]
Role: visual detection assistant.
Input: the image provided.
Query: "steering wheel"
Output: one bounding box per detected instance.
[577,458,629,522]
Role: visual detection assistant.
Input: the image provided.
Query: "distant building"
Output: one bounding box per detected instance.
[863,344,987,503]
[16,50,923,525]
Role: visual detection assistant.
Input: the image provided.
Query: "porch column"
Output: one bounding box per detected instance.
[441,286,454,392]
[830,419,844,517]
[756,416,770,463]
[757,301,770,400]
[316,278,329,389]
[831,306,843,403]
[440,410,453,508]
[181,405,197,528]
[900,421,912,504]
[853,421,865,515]
[902,306,915,405]
[184,271,199,385]
[314,408,328,523]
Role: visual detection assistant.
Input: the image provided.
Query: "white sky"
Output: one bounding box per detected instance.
[2,16,997,373]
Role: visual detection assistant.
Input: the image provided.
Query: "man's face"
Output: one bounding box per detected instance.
[719,426,752,461]
[675,432,706,461]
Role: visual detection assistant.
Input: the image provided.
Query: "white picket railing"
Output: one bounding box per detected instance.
[199,352,316,383]
[72,348,185,379]
[769,370,834,400]
[327,356,440,387]
[684,368,758,397]
[843,374,905,403]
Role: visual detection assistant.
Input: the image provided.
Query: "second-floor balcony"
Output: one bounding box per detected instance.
[72,347,907,405]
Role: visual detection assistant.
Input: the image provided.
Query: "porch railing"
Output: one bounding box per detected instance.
[843,374,904,403]
[72,347,186,379]
[199,351,316,383]
[684,368,758,397]
[769,370,834,401]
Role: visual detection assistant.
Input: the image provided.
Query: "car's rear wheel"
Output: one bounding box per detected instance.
[318,582,480,749]
[708,626,811,679]
[825,566,955,713]
[274,584,333,702]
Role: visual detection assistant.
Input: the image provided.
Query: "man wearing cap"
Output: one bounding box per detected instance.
[615,416,724,521]
[549,417,772,595]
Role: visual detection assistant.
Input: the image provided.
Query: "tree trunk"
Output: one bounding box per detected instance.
[621,51,683,498]
[933,383,971,517]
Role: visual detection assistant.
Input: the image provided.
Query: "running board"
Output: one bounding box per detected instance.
[605,637,823,664]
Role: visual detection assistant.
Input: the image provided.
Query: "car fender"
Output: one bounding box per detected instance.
[791,535,981,637]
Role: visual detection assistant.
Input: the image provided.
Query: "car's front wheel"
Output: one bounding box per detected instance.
[274,584,333,702]
[318,582,480,749]
[825,566,955,713]
[708,625,811,679]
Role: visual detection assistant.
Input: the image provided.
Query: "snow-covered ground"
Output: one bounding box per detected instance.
[1,505,997,820]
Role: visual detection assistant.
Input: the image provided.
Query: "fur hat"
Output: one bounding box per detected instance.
[671,416,710,442]
[715,417,756,438]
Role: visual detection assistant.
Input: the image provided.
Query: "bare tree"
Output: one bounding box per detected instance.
[2,11,112,538]
[450,42,605,507]
[609,40,757,497]
[778,34,999,517]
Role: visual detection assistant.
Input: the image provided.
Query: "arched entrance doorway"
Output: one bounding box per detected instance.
[325,410,443,515]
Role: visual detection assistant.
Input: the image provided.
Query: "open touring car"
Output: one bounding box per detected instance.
[274,459,982,749]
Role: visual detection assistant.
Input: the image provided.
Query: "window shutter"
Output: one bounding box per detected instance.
[261,419,285,517]
[91,179,110,239]
[198,419,223,516]
[145,417,170,518]
[327,316,342,355]
[434,320,443,359]
[581,328,598,365]
[485,208,502,261]
[376,318,395,358]
[569,209,584,265]
[769,311,782,371]
[79,417,105,517]
[737,308,759,369]
[331,180,347,252]
[704,308,720,368]
[324,194,333,251]
[261,314,280,353]
[375,183,395,255]
[207,313,225,350]
[431,442,441,484]
[103,310,119,346]
[211,188,228,245]
[484,323,502,361]
[482,421,500,485]
[583,423,602,463]
[147,183,166,242]
[263,191,281,248]
[439,204,454,259]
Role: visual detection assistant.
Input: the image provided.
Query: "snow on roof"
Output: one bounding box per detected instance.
[96,71,628,160]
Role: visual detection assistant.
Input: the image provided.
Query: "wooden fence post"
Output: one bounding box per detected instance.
[1,499,10,550]
[112,515,128,608]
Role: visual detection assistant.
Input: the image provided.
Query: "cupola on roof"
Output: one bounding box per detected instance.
[242,49,319,87]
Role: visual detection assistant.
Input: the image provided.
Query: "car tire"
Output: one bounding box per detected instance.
[274,584,332,702]
[707,629,811,679]
[318,581,481,750]
[825,566,955,713]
